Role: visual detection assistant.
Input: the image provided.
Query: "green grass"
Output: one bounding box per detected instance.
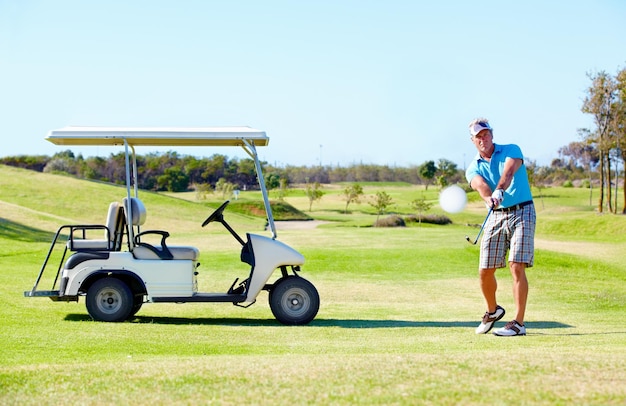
[1,164,625,404]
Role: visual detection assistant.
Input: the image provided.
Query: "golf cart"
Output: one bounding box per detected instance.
[24,126,320,325]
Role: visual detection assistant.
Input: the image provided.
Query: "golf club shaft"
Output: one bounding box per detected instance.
[468,207,493,244]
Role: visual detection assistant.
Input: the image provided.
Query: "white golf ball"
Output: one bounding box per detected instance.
[439,185,467,213]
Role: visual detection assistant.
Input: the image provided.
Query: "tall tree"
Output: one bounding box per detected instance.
[615,66,626,213]
[581,71,617,213]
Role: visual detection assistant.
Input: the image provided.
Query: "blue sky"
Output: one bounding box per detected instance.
[1,1,625,168]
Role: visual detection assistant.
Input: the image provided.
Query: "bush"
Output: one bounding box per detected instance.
[404,214,452,225]
[374,215,406,227]
[562,180,574,188]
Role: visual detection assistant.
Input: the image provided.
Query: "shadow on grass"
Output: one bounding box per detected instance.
[314,319,573,329]
[0,217,56,243]
[64,314,572,330]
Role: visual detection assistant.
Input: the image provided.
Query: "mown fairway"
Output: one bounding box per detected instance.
[1,164,625,405]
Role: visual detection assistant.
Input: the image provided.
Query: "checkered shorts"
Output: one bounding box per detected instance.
[479,202,536,269]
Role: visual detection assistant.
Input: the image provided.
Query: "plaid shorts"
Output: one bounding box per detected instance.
[479,202,536,269]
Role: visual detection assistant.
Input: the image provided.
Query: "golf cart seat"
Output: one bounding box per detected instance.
[124,197,199,261]
[66,201,124,251]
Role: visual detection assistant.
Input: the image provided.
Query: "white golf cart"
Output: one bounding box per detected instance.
[24,126,320,325]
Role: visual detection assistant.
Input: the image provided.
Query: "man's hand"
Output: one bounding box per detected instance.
[490,188,504,208]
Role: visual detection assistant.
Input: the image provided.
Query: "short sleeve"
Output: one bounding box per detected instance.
[465,159,479,184]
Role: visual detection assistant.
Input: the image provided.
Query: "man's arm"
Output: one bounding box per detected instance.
[495,158,523,191]
[470,158,523,207]
[470,175,496,206]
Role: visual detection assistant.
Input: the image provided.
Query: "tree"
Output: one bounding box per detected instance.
[265,172,281,190]
[436,158,458,189]
[305,181,324,211]
[525,160,551,209]
[43,150,80,175]
[235,158,258,188]
[615,66,626,213]
[194,183,213,200]
[203,154,228,184]
[419,161,437,190]
[560,136,600,206]
[277,177,289,201]
[582,70,617,213]
[343,183,364,214]
[411,195,433,226]
[157,166,189,192]
[215,178,235,199]
[184,156,205,186]
[369,191,393,221]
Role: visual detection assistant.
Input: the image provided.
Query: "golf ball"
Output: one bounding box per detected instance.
[439,185,467,213]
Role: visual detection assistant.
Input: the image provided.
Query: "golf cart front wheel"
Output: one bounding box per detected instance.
[86,278,133,322]
[269,276,319,325]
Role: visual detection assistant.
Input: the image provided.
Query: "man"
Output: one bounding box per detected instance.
[465,118,536,336]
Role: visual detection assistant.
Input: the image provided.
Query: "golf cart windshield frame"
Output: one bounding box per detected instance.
[46,126,277,242]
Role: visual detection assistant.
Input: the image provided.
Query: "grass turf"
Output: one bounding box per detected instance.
[1,164,625,404]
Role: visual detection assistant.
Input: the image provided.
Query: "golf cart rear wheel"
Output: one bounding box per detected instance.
[269,276,319,325]
[86,278,133,322]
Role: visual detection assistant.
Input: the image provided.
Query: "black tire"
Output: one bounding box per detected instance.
[269,276,319,325]
[86,278,133,322]
[128,294,144,319]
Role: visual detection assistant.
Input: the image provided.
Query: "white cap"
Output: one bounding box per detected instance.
[469,120,492,137]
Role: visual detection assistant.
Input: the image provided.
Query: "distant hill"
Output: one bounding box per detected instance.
[0,165,308,241]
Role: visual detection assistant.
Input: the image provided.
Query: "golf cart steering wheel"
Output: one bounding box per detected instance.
[202,200,230,227]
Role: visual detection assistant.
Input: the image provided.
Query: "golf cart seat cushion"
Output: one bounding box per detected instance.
[123,197,147,226]
[132,245,199,261]
[67,201,122,251]
[123,197,199,260]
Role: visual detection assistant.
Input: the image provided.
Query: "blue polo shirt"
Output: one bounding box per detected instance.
[465,143,533,208]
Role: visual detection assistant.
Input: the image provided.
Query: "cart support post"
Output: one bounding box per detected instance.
[124,140,136,248]
[242,140,277,239]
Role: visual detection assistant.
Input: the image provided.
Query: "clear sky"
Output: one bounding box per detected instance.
[1,0,625,169]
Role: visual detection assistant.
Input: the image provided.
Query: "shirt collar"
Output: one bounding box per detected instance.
[475,143,500,162]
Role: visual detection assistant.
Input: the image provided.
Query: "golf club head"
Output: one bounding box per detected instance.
[466,207,493,245]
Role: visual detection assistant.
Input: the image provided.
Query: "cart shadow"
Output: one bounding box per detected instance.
[64,314,572,329]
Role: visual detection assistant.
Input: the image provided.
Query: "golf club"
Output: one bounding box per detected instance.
[465,207,493,245]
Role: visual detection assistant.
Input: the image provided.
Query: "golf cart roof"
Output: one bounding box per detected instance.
[46,126,269,147]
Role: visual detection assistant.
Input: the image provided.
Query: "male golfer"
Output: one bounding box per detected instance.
[465,118,536,336]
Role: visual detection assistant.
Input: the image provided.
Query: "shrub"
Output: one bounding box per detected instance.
[374,215,406,227]
[404,214,452,225]
[563,180,574,188]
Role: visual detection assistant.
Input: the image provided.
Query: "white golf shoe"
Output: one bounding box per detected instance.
[475,305,505,334]
[493,320,526,336]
